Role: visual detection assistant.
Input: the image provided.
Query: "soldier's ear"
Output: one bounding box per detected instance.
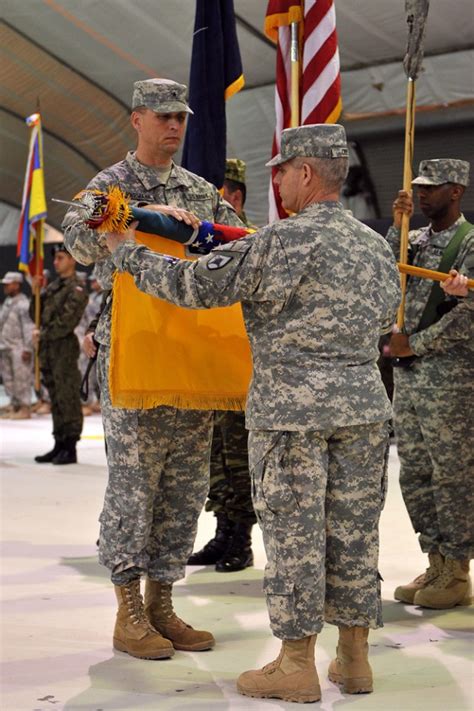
[130,111,142,133]
[451,184,465,201]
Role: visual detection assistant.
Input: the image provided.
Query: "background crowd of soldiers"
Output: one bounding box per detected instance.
[0,255,103,463]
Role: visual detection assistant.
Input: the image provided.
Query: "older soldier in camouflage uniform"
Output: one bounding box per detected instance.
[33,245,88,465]
[0,271,34,419]
[106,124,401,703]
[63,78,243,661]
[388,159,474,610]
[188,158,256,573]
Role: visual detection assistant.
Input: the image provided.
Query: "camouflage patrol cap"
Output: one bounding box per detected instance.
[266,124,348,167]
[412,159,470,187]
[225,159,247,185]
[1,271,23,284]
[132,78,193,114]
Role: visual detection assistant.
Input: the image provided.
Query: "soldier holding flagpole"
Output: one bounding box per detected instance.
[384,0,473,610]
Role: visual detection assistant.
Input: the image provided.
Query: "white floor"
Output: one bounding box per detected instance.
[1,410,472,711]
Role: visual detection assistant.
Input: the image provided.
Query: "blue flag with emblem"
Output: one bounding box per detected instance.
[182,0,244,188]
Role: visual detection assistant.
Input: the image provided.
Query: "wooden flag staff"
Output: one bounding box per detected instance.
[397,0,430,328]
[398,263,474,290]
[290,21,300,127]
[397,78,416,328]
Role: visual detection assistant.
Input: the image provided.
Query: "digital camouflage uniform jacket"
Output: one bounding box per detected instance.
[386,215,474,390]
[112,200,401,431]
[0,293,34,352]
[62,152,243,345]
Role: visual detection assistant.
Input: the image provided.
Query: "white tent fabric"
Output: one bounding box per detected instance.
[1,0,473,239]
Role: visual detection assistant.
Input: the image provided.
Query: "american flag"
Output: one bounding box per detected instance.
[264,0,342,221]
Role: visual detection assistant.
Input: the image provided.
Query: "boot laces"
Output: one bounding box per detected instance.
[415,559,442,585]
[430,559,465,589]
[125,585,155,631]
[261,650,283,674]
[156,585,189,628]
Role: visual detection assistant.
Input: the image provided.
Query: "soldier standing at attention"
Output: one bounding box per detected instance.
[105,124,401,703]
[33,245,88,465]
[63,78,243,661]
[188,158,257,572]
[0,271,34,419]
[388,159,473,609]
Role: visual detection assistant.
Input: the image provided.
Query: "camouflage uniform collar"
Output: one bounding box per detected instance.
[301,200,343,215]
[125,151,199,191]
[125,151,173,190]
[429,213,465,236]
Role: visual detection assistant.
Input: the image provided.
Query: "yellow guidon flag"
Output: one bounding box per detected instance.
[110,231,252,411]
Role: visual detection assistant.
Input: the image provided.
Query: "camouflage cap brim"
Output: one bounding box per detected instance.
[139,101,194,115]
[266,153,284,168]
[412,176,446,186]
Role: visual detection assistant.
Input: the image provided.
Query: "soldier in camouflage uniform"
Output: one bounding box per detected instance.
[33,245,88,465]
[188,158,256,573]
[0,271,34,419]
[387,159,473,610]
[106,124,401,703]
[76,271,103,414]
[62,78,244,661]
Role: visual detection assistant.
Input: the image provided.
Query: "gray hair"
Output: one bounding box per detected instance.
[293,156,349,191]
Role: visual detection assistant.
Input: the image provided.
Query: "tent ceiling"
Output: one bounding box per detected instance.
[1,0,473,231]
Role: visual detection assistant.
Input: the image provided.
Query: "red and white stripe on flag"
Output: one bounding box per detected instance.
[264,0,342,222]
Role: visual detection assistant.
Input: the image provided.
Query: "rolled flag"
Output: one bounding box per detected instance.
[403,0,430,80]
[66,186,253,254]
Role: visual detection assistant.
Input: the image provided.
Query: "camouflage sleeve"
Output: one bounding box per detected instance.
[385,224,420,261]
[381,249,402,335]
[62,174,113,266]
[18,301,35,351]
[112,227,291,309]
[43,285,89,340]
[409,233,474,355]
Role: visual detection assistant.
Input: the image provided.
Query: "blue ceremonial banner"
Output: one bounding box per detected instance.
[182,0,244,188]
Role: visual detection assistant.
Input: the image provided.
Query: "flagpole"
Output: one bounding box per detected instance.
[397,0,430,328]
[35,110,44,391]
[290,21,300,127]
[397,78,416,329]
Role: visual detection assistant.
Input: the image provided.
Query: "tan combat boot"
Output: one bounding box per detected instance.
[328,626,373,694]
[414,558,472,609]
[394,552,444,604]
[113,579,175,659]
[144,579,215,651]
[36,401,51,415]
[9,406,31,420]
[237,635,320,703]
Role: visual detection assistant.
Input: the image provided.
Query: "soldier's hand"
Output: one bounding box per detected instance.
[392,190,414,228]
[106,221,138,253]
[144,204,201,229]
[441,269,469,297]
[387,333,414,357]
[83,332,97,358]
[31,274,43,292]
[21,350,32,364]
